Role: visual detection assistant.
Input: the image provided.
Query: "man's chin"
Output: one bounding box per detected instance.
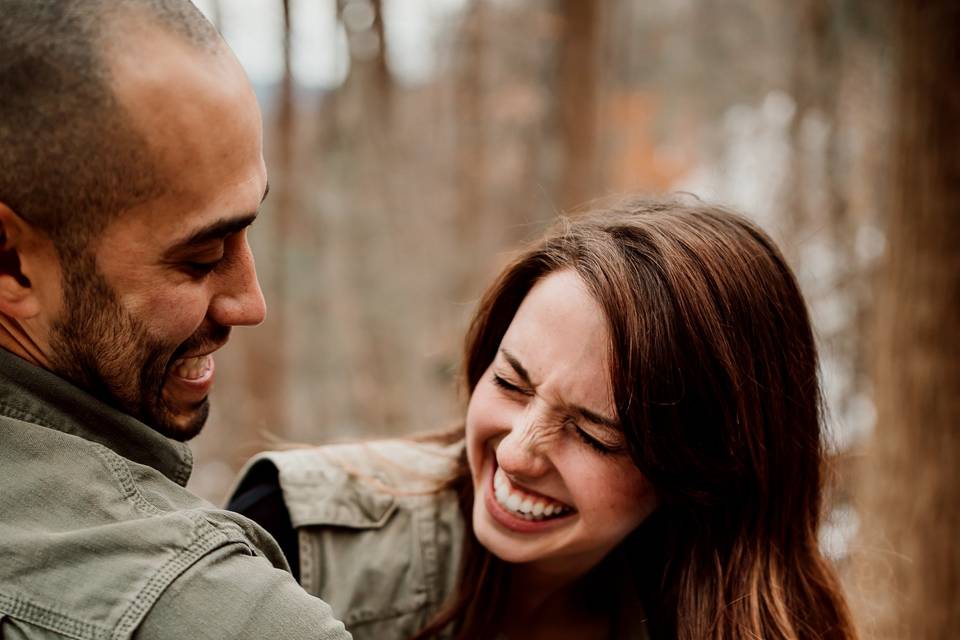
[147,399,210,442]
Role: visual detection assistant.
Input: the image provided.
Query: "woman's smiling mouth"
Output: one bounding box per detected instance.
[493,467,573,520]
[484,459,575,533]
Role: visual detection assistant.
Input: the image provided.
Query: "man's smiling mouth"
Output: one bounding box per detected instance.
[164,346,222,405]
[171,353,213,381]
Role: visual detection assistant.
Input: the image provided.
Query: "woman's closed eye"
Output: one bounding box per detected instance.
[492,372,533,396]
[571,422,626,456]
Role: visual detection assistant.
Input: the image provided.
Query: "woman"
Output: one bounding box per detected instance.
[228,198,858,640]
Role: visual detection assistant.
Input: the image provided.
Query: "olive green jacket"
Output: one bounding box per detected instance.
[0,349,350,640]
[231,439,651,640]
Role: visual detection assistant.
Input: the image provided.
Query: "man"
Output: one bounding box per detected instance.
[0,1,350,638]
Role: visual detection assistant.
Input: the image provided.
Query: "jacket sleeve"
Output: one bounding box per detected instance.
[132,540,352,640]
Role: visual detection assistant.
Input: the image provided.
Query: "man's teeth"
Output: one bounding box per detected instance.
[493,467,571,521]
[172,354,212,381]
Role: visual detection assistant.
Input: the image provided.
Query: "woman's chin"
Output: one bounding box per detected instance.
[472,480,574,566]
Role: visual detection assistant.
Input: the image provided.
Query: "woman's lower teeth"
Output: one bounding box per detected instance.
[494,468,569,520]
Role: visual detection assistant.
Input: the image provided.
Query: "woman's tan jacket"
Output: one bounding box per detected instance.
[230,439,466,639]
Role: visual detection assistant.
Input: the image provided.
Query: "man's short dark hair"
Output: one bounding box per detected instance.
[0,0,222,258]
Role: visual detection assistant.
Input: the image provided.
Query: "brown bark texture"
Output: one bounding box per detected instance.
[557,0,598,211]
[852,1,960,637]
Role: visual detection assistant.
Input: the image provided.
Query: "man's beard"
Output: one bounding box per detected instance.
[48,253,223,441]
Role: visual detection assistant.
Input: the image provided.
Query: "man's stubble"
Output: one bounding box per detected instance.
[48,249,214,441]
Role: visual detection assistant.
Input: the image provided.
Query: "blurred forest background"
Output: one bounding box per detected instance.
[186,0,958,636]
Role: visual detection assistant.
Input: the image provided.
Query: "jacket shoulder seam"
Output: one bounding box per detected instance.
[88,443,164,517]
[0,591,111,640]
[113,517,252,637]
[0,402,59,431]
[0,410,164,518]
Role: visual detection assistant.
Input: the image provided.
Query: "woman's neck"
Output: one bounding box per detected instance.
[500,563,612,640]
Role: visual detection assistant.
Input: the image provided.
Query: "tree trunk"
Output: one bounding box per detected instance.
[453,1,487,298]
[244,0,295,432]
[557,0,598,212]
[852,1,960,637]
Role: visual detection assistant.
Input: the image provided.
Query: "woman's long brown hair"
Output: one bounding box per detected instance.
[414,198,857,640]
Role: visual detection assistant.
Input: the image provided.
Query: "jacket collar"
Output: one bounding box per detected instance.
[0,348,193,486]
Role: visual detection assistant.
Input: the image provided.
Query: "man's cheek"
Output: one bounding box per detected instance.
[144,297,209,340]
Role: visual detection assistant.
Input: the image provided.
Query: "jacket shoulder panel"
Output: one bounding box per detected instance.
[0,415,286,640]
[235,439,466,636]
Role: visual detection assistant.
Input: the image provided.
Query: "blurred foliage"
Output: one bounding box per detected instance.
[190,0,891,525]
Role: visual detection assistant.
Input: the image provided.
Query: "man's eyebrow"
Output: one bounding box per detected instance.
[168,213,258,253]
[167,182,268,254]
[501,347,619,429]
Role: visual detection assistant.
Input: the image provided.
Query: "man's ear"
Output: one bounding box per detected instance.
[0,202,44,319]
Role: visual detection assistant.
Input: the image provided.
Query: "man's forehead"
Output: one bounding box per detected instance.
[102,19,259,175]
[95,26,266,231]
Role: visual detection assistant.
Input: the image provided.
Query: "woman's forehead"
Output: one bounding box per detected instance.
[499,271,615,413]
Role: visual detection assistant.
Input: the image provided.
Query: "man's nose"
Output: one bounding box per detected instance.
[495,406,554,480]
[209,237,267,327]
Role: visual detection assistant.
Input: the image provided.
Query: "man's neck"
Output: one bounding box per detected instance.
[0,314,51,369]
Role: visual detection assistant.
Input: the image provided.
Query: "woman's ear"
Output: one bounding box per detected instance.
[0,202,43,319]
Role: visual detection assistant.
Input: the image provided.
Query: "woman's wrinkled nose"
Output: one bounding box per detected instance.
[494,404,557,481]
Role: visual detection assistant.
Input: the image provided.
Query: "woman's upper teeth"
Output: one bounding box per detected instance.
[494,467,571,519]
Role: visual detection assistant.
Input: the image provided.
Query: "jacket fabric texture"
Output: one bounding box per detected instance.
[0,349,350,640]
[231,438,652,640]
[230,439,465,640]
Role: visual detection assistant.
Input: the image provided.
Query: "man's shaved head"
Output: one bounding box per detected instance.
[0,0,223,258]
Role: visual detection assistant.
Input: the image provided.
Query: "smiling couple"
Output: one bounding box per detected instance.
[0,2,858,640]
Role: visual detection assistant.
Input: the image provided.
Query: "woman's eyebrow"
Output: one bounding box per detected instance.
[575,406,620,430]
[500,349,534,386]
[501,348,619,428]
